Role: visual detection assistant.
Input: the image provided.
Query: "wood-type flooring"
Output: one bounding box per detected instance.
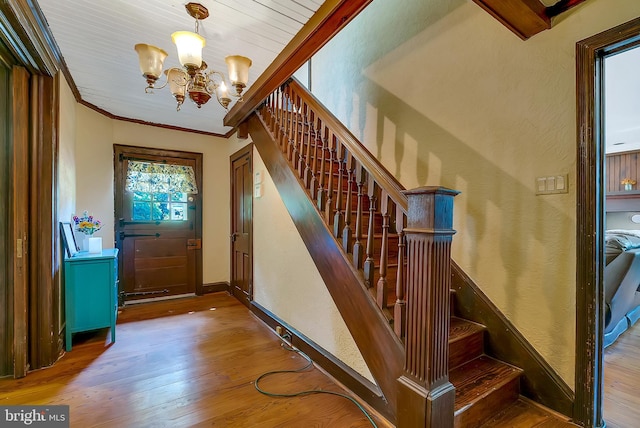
[0,292,389,427]
[604,318,640,428]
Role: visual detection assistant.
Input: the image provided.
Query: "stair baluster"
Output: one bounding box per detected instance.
[342,152,355,252]
[394,205,407,339]
[376,190,389,310]
[252,79,465,426]
[317,124,328,212]
[333,143,345,238]
[324,131,335,223]
[363,175,378,288]
[352,163,365,269]
[297,101,308,178]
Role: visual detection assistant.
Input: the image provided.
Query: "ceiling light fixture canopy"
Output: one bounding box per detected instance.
[134,2,252,111]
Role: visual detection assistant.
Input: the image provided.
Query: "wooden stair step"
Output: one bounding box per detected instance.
[449,317,486,369]
[477,398,579,427]
[451,355,523,428]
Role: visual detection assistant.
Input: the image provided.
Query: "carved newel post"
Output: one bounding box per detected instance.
[397,186,459,427]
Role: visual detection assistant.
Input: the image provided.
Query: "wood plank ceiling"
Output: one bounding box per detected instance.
[37,0,587,137]
[36,0,324,136]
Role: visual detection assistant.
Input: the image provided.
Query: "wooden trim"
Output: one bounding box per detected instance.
[249,301,391,420]
[576,17,640,428]
[28,73,60,370]
[546,0,588,18]
[0,0,59,75]
[249,113,403,421]
[605,192,640,212]
[113,145,204,299]
[80,100,229,138]
[451,262,574,417]
[224,0,373,129]
[229,144,254,308]
[201,282,229,294]
[397,187,458,428]
[11,65,30,378]
[0,53,10,377]
[471,0,550,40]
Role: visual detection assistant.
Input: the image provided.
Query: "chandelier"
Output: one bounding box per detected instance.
[134,2,252,111]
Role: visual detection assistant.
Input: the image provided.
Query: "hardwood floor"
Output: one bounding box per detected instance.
[604,318,640,428]
[2,290,629,427]
[0,292,390,428]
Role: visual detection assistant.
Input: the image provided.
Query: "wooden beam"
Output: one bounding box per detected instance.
[546,0,589,18]
[223,0,372,129]
[471,0,550,40]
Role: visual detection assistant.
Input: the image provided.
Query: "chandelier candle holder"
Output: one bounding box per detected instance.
[134,2,252,111]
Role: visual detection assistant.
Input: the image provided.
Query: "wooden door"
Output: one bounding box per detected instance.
[230,146,253,307]
[114,146,203,303]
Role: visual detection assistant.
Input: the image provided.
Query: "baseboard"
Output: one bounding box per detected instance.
[250,301,392,421]
[451,261,575,417]
[201,282,229,294]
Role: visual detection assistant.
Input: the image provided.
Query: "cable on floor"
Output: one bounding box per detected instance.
[254,341,378,428]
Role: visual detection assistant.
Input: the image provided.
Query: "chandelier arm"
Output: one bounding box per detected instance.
[145,75,170,93]
[136,3,250,111]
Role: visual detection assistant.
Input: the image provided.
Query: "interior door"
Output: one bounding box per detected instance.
[114,145,203,303]
[230,146,253,307]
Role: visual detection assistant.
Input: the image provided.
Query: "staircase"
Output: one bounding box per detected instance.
[248,78,568,427]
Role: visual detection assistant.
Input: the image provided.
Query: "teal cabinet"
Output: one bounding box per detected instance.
[64,249,118,351]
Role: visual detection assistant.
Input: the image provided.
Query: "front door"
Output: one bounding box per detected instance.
[114,145,203,303]
[230,146,253,307]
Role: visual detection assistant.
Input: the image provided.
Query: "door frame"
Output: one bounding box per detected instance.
[230,144,253,307]
[113,144,204,299]
[0,0,61,377]
[575,16,640,428]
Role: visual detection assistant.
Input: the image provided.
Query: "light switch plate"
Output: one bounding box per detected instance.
[536,174,569,195]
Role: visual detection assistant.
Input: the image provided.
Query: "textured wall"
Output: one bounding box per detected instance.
[58,77,76,223]
[74,106,230,284]
[250,144,374,382]
[309,0,640,386]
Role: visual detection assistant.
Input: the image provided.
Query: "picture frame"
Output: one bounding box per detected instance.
[60,222,79,257]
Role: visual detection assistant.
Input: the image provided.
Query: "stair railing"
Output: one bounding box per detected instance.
[255,78,458,427]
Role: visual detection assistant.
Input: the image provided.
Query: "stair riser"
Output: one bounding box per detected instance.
[454,377,520,428]
[449,331,484,370]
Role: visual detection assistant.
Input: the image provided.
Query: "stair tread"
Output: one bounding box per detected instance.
[477,398,578,427]
[449,317,486,344]
[451,355,523,412]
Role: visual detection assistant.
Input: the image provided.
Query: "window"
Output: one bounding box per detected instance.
[125,160,197,222]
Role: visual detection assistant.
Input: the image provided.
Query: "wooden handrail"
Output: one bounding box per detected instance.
[287,79,408,213]
[252,79,459,425]
[223,0,373,129]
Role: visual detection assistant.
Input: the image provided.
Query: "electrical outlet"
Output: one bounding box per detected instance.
[275,325,293,343]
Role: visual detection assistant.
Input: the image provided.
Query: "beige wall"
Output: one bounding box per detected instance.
[251,146,373,382]
[74,105,230,284]
[58,76,77,222]
[309,0,640,386]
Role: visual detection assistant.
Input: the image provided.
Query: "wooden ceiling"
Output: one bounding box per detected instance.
[34,0,589,138]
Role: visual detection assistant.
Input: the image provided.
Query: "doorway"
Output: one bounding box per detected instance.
[230,145,253,308]
[114,145,203,303]
[576,17,640,428]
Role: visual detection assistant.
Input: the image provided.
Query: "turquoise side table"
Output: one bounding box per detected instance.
[64,248,119,351]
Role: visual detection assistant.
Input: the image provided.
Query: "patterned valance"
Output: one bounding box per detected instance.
[125,161,198,194]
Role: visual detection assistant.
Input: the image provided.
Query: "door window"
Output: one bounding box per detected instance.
[125,160,197,222]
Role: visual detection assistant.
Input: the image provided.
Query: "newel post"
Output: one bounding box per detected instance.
[397,186,459,428]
